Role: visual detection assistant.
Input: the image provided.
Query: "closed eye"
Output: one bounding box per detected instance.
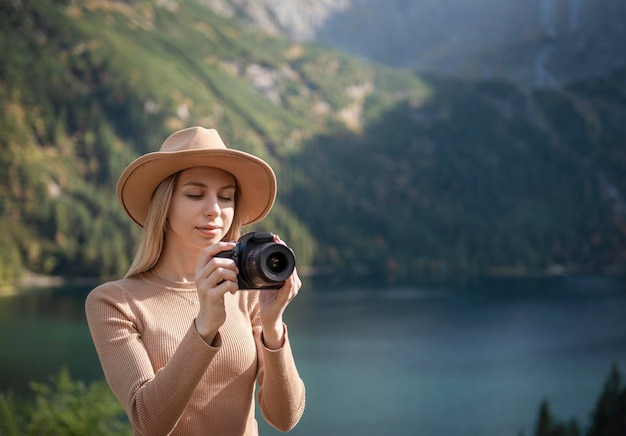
[218,188,235,202]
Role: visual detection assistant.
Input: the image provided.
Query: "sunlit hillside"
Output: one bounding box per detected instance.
[0,0,426,288]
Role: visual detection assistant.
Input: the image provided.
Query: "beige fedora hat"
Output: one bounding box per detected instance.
[117,126,276,227]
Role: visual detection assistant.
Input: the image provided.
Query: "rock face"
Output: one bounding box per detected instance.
[205,0,626,88]
[201,0,351,39]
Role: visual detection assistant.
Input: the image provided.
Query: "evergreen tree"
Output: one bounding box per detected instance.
[533,399,581,436]
[588,365,626,436]
[530,366,626,436]
[535,400,554,436]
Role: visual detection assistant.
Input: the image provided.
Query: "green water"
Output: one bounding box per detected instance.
[1,276,625,435]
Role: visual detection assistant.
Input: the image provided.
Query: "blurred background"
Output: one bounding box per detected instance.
[1,0,625,435]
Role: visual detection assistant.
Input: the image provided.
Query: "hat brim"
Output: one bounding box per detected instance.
[117,148,276,227]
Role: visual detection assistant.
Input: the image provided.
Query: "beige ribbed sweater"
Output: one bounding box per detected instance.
[85,272,305,435]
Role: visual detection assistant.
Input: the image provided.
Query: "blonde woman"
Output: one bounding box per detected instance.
[85,127,305,435]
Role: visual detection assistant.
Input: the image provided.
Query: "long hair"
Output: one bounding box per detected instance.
[125,170,243,278]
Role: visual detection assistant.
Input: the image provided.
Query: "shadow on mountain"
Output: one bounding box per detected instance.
[284,70,626,288]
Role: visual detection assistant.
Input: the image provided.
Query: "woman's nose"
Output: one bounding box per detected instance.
[204,196,220,216]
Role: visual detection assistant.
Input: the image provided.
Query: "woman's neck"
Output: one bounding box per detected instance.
[152,245,201,283]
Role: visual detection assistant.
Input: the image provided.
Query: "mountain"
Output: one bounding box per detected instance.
[286,72,626,284]
[0,0,424,288]
[210,0,626,88]
[1,0,625,290]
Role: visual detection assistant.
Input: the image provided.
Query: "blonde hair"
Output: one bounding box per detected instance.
[125,171,243,278]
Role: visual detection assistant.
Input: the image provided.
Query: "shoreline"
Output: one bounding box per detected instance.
[2,266,624,298]
[0,272,103,298]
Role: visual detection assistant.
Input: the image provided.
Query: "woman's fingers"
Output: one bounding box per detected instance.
[195,241,236,279]
[260,268,301,309]
[284,269,301,302]
[196,262,238,291]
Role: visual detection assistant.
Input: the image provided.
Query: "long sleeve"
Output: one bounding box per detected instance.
[255,326,306,431]
[250,296,306,431]
[85,282,220,435]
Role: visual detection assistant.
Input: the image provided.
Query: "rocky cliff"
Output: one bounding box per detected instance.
[206,0,626,88]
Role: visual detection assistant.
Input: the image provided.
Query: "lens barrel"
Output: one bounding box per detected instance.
[243,242,295,288]
[217,232,296,290]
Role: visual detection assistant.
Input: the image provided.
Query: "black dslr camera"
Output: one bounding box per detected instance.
[216,232,296,290]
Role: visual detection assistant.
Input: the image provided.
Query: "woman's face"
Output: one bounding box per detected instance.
[166,167,236,252]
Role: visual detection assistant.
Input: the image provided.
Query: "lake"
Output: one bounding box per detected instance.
[1,276,625,436]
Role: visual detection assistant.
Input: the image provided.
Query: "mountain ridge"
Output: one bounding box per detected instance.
[212,0,626,88]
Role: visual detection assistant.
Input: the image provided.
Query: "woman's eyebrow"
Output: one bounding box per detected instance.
[182,181,236,189]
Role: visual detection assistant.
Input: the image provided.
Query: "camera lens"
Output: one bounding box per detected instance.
[243,242,295,288]
[267,252,288,274]
[258,244,294,282]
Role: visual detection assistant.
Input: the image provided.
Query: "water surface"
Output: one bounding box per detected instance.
[1,276,625,435]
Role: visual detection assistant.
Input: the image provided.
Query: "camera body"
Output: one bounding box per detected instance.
[216,232,296,290]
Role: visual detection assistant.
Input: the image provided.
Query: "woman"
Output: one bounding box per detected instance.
[85,127,306,435]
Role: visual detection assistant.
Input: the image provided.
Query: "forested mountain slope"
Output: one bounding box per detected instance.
[1,0,624,289]
[287,73,626,284]
[0,0,424,288]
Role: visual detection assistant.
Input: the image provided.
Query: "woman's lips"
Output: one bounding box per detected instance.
[198,226,220,236]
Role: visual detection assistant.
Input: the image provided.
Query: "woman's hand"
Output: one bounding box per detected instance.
[193,241,239,345]
[259,235,302,350]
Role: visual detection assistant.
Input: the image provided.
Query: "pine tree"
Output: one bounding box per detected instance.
[536,400,554,436]
[533,399,581,436]
[588,365,626,436]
